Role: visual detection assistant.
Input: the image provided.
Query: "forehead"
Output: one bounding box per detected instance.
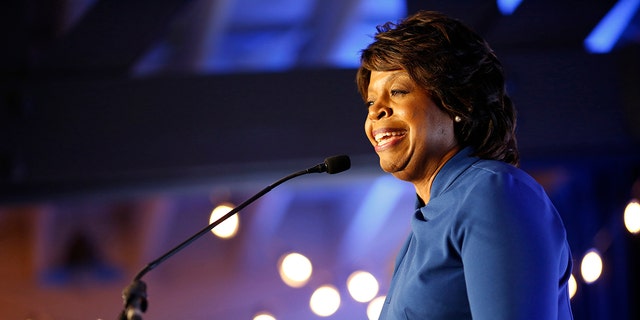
[368,70,412,92]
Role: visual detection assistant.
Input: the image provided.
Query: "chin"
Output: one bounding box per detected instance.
[391,169,416,182]
[379,158,406,177]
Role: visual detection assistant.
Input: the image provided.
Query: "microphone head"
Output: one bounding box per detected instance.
[323,155,351,174]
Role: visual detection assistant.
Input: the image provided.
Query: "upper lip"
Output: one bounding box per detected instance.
[371,128,407,144]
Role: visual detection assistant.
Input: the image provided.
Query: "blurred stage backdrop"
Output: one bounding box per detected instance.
[1,0,640,319]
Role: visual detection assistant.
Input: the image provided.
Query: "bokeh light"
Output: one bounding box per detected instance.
[366,296,386,320]
[209,203,239,239]
[253,312,276,320]
[624,199,640,234]
[309,285,341,317]
[347,271,379,303]
[278,252,313,288]
[581,250,603,284]
[568,274,577,299]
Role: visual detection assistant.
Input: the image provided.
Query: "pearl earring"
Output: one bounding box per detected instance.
[454,116,462,123]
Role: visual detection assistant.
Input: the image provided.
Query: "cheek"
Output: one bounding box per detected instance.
[415,111,451,143]
[364,118,372,138]
[430,117,455,143]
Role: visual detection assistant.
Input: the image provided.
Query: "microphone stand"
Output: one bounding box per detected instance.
[119,158,345,319]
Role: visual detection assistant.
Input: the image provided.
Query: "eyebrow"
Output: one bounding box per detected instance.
[384,70,408,85]
[367,70,409,98]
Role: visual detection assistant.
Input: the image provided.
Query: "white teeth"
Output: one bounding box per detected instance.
[374,131,405,143]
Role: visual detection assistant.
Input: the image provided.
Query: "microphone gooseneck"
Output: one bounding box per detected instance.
[119,155,350,320]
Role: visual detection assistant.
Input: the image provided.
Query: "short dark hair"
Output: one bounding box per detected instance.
[357,11,519,166]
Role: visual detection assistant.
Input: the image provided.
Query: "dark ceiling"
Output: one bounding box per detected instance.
[1,0,639,203]
[1,1,640,319]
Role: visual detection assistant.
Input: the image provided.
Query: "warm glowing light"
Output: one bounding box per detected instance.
[309,285,341,317]
[624,199,640,234]
[581,250,603,284]
[209,203,239,238]
[568,274,577,299]
[253,312,276,320]
[347,271,379,303]
[366,296,386,320]
[278,252,313,288]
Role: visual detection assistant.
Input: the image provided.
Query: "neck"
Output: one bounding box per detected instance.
[413,146,460,204]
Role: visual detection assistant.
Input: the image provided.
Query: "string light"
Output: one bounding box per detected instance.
[581,250,603,284]
[309,285,341,317]
[568,274,577,299]
[366,296,386,320]
[624,199,640,234]
[347,271,379,303]
[278,252,313,288]
[209,203,239,239]
[253,312,276,320]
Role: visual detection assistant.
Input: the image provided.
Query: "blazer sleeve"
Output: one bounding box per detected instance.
[457,171,569,320]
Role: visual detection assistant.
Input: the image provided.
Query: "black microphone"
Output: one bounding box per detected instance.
[306,155,351,174]
[119,155,350,320]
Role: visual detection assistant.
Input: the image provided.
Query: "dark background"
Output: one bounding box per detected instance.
[1,0,639,319]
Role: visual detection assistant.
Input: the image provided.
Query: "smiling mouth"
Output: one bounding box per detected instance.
[373,130,407,147]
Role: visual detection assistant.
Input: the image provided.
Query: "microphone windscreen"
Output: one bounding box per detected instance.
[324,155,351,174]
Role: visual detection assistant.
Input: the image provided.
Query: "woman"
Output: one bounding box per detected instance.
[358,11,573,319]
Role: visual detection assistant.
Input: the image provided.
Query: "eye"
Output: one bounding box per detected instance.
[390,89,409,96]
[365,100,375,108]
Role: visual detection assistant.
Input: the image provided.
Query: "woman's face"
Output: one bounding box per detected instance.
[364,70,458,183]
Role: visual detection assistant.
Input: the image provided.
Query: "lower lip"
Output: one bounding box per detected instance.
[374,135,405,152]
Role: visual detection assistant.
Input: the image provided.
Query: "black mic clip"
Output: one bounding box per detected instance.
[119,279,148,320]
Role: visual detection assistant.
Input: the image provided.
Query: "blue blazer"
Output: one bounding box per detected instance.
[379,147,573,320]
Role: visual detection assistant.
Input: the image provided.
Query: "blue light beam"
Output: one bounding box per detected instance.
[497,0,523,15]
[584,0,640,53]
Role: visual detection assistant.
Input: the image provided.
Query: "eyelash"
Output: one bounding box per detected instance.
[391,89,408,96]
[366,89,409,108]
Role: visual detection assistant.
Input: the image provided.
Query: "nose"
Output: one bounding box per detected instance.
[367,103,392,121]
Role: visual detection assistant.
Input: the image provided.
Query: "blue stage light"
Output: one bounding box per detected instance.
[584,0,640,53]
[497,0,523,15]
